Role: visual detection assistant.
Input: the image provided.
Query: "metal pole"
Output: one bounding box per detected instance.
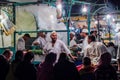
[97,13,101,42]
[15,30,68,33]
[108,22,111,42]
[0,7,4,47]
[66,1,73,46]
[0,29,4,48]
[13,3,16,52]
[13,31,16,51]
[13,3,16,24]
[87,5,91,35]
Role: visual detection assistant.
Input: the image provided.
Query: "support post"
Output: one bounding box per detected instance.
[66,1,73,46]
[13,31,16,51]
[97,13,101,42]
[13,3,16,24]
[87,5,91,35]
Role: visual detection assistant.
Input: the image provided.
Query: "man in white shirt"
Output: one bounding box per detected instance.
[117,45,120,71]
[84,35,108,65]
[43,31,74,61]
[70,32,82,59]
[115,29,120,71]
[70,32,77,48]
[115,29,120,46]
[80,29,88,56]
[32,32,46,49]
[17,34,30,50]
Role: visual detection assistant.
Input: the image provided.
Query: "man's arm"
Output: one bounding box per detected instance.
[61,41,76,61]
[68,53,77,61]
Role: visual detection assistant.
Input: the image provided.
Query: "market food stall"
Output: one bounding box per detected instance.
[0,0,120,64]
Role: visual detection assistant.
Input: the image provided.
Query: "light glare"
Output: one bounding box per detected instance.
[106,14,111,19]
[57,4,62,10]
[112,18,115,22]
[50,15,54,19]
[82,6,87,13]
[95,21,98,24]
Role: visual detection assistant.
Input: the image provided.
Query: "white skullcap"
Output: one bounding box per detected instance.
[70,32,75,36]
[82,29,88,33]
[51,31,57,35]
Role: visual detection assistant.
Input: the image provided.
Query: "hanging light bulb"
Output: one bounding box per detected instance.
[95,20,98,24]
[82,5,87,13]
[106,14,111,19]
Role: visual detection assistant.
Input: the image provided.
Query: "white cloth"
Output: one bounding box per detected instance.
[43,39,71,61]
[17,37,25,50]
[114,32,120,46]
[32,36,46,48]
[84,42,108,64]
[107,47,116,59]
[81,36,88,54]
[117,45,120,59]
[70,38,77,48]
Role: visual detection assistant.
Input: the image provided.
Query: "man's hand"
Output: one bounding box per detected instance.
[33,42,39,45]
[69,54,77,61]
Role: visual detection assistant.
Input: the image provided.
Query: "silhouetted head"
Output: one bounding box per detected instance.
[24,52,34,62]
[58,53,68,62]
[100,52,111,64]
[45,52,56,63]
[15,50,24,62]
[83,57,91,66]
[3,49,13,61]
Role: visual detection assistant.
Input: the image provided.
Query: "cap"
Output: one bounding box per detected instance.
[82,29,88,33]
[51,31,57,35]
[70,32,75,36]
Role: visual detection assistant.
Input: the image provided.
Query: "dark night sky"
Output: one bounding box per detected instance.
[97,0,120,8]
[79,0,120,7]
[70,0,120,16]
[110,0,120,6]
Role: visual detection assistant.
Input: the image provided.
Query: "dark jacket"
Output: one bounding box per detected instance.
[15,61,36,80]
[94,64,118,80]
[37,62,54,80]
[53,60,80,80]
[0,55,10,80]
[79,66,95,80]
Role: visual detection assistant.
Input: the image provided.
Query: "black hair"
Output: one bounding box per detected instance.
[83,57,91,66]
[15,50,24,62]
[45,52,56,63]
[107,42,114,47]
[58,53,68,62]
[3,49,11,56]
[88,35,96,42]
[24,52,34,62]
[24,34,30,38]
[100,52,111,64]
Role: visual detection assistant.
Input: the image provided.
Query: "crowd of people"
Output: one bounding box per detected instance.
[0,28,120,80]
[0,49,118,80]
